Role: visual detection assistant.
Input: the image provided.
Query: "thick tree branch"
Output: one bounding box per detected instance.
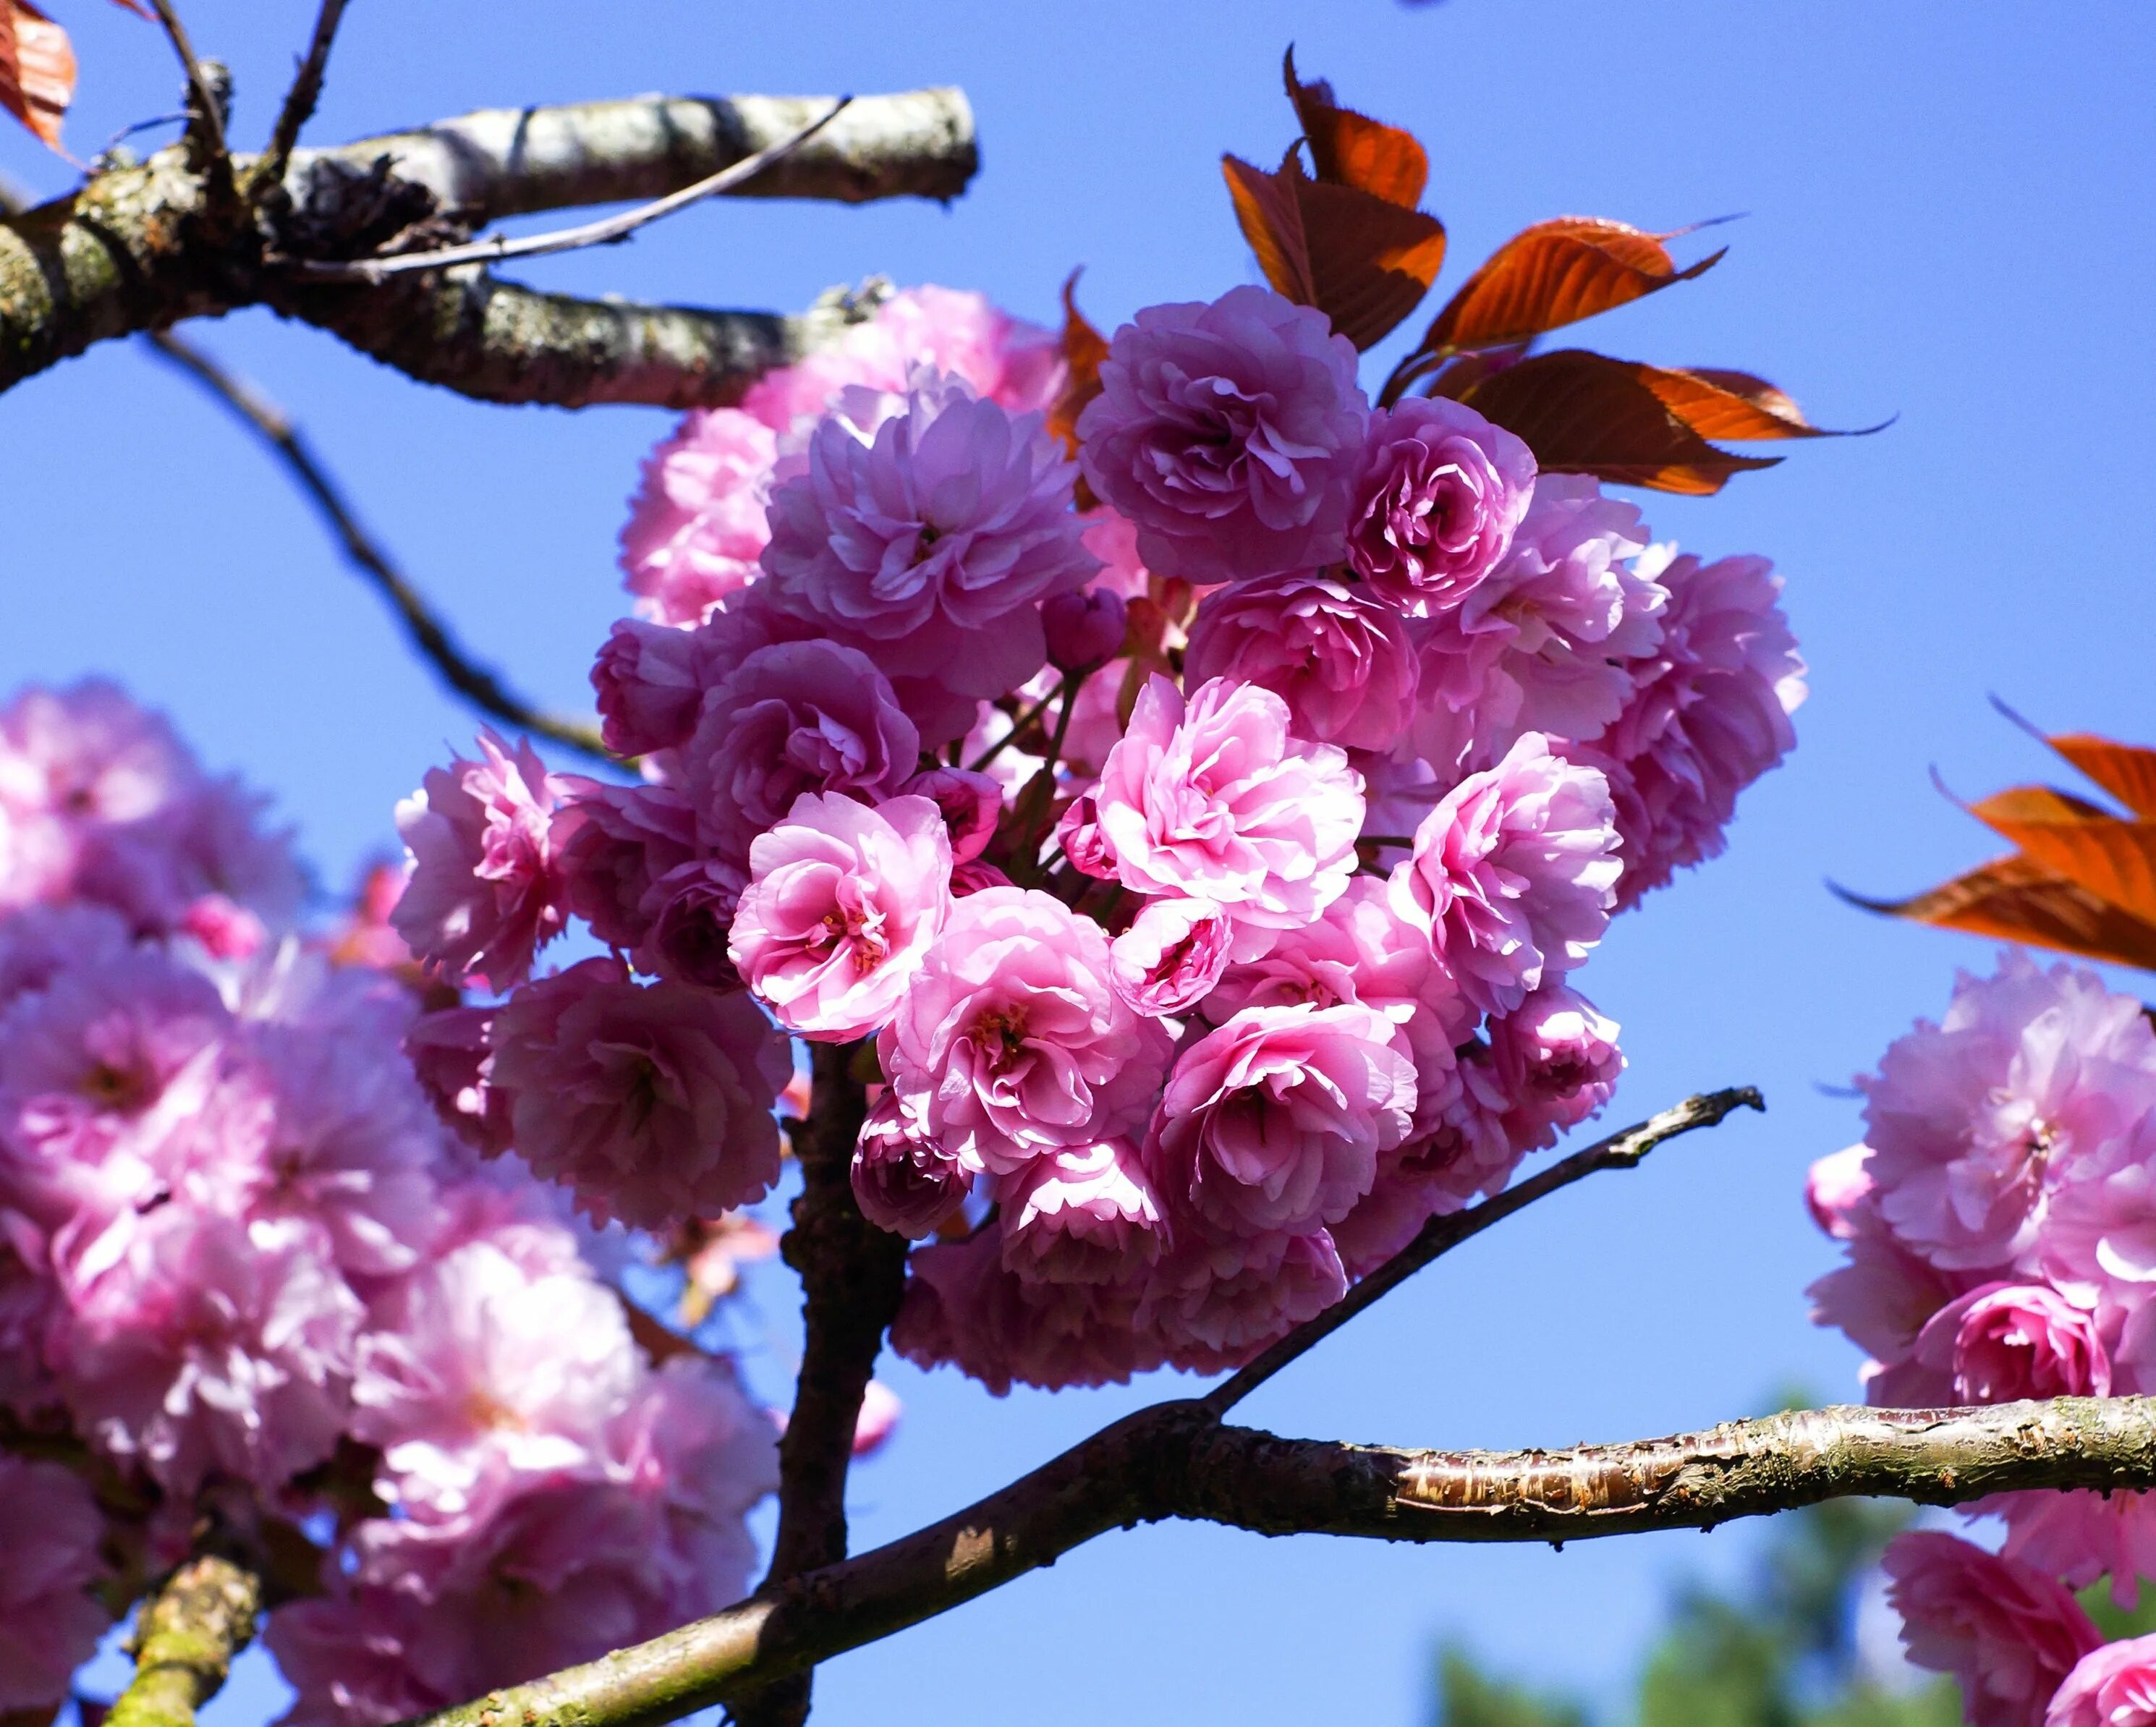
[739,1042,912,1727]
[141,328,611,761]
[105,1555,260,1727]
[1204,1085,1767,1416]
[403,1396,2156,1727]
[0,87,975,401]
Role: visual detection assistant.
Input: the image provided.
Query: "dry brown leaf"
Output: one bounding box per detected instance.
[0,1,76,151]
[1047,268,1110,462]
[1418,217,1723,356]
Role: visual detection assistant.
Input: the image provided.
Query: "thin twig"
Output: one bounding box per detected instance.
[260,0,352,184]
[1201,1085,1767,1417]
[141,0,229,175]
[141,330,611,763]
[291,97,852,284]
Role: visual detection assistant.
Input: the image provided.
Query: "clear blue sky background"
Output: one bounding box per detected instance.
[5,3,2155,1723]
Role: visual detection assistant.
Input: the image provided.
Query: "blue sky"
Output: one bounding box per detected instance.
[7,2,2156,1722]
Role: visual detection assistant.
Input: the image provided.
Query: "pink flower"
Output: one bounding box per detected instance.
[392,731,570,991]
[618,408,778,627]
[637,859,750,989]
[760,373,1098,714]
[729,792,953,1040]
[1860,954,2156,1276]
[1109,897,1234,1017]
[1202,873,1455,1032]
[740,284,1064,430]
[852,1089,972,1238]
[1001,1138,1168,1286]
[590,619,714,756]
[1348,397,1536,614]
[1913,1282,2113,1404]
[1184,573,1419,751]
[0,1455,110,1710]
[1808,1144,1877,1240]
[1388,732,1620,1017]
[879,886,1172,1177]
[1809,1223,1964,1392]
[56,1210,361,1492]
[1406,475,1663,765]
[1592,549,1804,907]
[352,1235,641,1522]
[1094,676,1365,930]
[1043,587,1129,673]
[405,1006,512,1156]
[896,767,1002,865]
[1885,1530,2100,1727]
[552,782,698,952]
[852,1379,903,1457]
[1995,1493,2156,1604]
[1144,1228,1347,1371]
[1077,286,1368,585]
[2049,1637,2156,1727]
[1149,1001,1415,1244]
[1487,983,1624,1153]
[488,958,789,1229]
[677,640,920,867]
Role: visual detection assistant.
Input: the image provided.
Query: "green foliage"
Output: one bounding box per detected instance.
[1433,1498,1961,1727]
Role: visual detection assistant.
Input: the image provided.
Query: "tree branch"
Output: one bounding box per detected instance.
[1202,1085,1767,1416]
[402,1395,2156,1727]
[260,0,354,185]
[0,87,975,401]
[737,1042,912,1727]
[140,328,611,761]
[105,1555,260,1727]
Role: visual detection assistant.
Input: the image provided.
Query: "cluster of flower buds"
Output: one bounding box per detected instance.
[396,279,1804,1396]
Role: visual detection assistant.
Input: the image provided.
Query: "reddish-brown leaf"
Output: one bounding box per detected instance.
[1419,218,1723,355]
[1837,856,2156,972]
[1283,47,1427,208]
[1047,268,1109,462]
[1223,148,1445,350]
[0,1,75,151]
[1963,789,2156,928]
[1639,365,1834,441]
[1451,349,1783,495]
[2045,735,2156,820]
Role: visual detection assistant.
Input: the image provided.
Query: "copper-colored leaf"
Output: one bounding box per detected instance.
[1047,268,1110,461]
[2047,735,2156,820]
[1638,365,1835,441]
[1964,792,2156,929]
[1223,148,1445,350]
[1837,855,2156,973]
[1419,218,1723,356]
[1283,46,1427,208]
[1452,349,1783,495]
[0,1,75,150]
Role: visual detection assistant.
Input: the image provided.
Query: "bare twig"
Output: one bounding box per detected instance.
[141,329,611,763]
[401,1395,2156,1727]
[260,0,352,184]
[292,98,852,284]
[105,1555,260,1727]
[141,0,229,176]
[1202,1085,1767,1417]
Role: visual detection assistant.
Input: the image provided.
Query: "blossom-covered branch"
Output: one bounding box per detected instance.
[0,87,976,401]
[406,1396,2156,1727]
[142,330,611,760]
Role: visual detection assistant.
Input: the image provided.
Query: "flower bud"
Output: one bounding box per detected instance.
[1042,589,1127,672]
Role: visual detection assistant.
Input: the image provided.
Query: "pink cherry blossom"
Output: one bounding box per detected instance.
[589,618,716,756]
[488,958,789,1229]
[1149,1001,1415,1244]
[1077,285,1368,585]
[1388,732,1620,1017]
[1043,587,1129,673]
[729,792,952,1040]
[1486,983,1624,1153]
[1911,1281,2113,1405]
[1860,954,2156,1276]
[637,858,750,989]
[405,1005,511,1156]
[1347,396,1536,614]
[1202,873,1455,1032]
[1144,1227,1347,1371]
[759,373,1098,717]
[1184,572,1419,751]
[1885,1530,2100,1727]
[1094,675,1365,930]
[676,640,921,867]
[1001,1138,1168,1286]
[552,781,699,951]
[2049,1637,2156,1727]
[392,731,570,991]
[852,1089,973,1238]
[896,766,1003,864]
[879,886,1172,1176]
[1592,549,1805,907]
[619,408,778,627]
[1808,1144,1877,1240]
[1995,1492,2156,1604]
[1108,897,1234,1017]
[0,1454,110,1709]
[852,1378,903,1456]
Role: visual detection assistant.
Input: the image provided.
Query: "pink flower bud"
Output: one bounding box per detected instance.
[1042,589,1128,673]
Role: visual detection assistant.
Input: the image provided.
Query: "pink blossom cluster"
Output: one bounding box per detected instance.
[1812,955,2156,1725]
[386,280,1804,1398]
[0,682,780,1723]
